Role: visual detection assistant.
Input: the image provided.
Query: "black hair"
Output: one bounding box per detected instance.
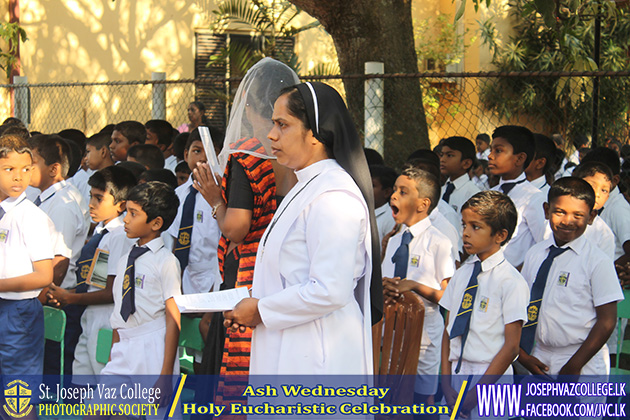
[172,132,189,161]
[138,169,178,189]
[406,149,440,168]
[116,160,146,182]
[28,134,71,178]
[572,133,589,149]
[476,133,490,145]
[0,133,31,159]
[533,133,557,174]
[571,161,613,184]
[369,164,397,190]
[65,138,82,178]
[0,123,29,140]
[476,159,488,170]
[461,190,518,245]
[186,125,224,152]
[580,147,621,176]
[127,144,165,170]
[86,132,114,150]
[492,125,536,169]
[88,165,136,204]
[175,161,191,174]
[403,158,441,180]
[400,166,440,213]
[548,177,596,212]
[145,120,174,147]
[364,148,385,166]
[99,124,115,136]
[2,117,24,127]
[126,181,179,231]
[441,136,477,166]
[113,121,146,145]
[58,129,87,154]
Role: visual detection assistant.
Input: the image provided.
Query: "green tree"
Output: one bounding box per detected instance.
[0,22,27,79]
[479,0,630,140]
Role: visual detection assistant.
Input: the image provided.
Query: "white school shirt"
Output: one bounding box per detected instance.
[70,168,94,204]
[0,193,55,299]
[164,155,178,173]
[375,202,396,243]
[441,173,481,213]
[521,235,623,348]
[473,174,489,191]
[492,173,547,267]
[440,250,529,364]
[110,236,182,330]
[543,215,615,260]
[37,180,90,289]
[530,175,550,196]
[382,217,455,315]
[437,199,461,232]
[600,186,630,260]
[167,176,221,294]
[476,149,490,161]
[429,209,462,262]
[84,216,126,293]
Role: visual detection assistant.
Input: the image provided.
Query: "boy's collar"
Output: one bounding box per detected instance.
[544,234,587,256]
[39,179,68,201]
[468,248,506,272]
[404,216,431,238]
[0,192,27,212]
[498,172,526,186]
[448,173,471,187]
[135,236,164,253]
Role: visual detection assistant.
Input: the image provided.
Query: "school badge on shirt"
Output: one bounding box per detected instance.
[410,255,420,267]
[557,271,570,287]
[196,210,203,223]
[478,296,489,313]
[0,229,8,243]
[135,274,145,289]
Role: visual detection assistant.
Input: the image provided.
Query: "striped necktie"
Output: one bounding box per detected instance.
[0,207,4,221]
[120,245,150,321]
[520,245,569,354]
[75,229,109,293]
[449,260,482,373]
[174,185,197,271]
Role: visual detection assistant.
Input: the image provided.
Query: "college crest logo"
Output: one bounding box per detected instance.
[4,380,32,418]
[123,274,130,290]
[178,231,190,246]
[196,211,203,223]
[0,229,8,243]
[557,271,569,287]
[528,305,538,322]
[462,293,473,310]
[81,264,90,279]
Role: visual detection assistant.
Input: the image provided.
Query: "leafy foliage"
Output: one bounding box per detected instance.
[479,0,630,140]
[0,22,27,79]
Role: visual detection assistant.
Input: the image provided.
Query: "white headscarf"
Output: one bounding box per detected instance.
[218,57,299,169]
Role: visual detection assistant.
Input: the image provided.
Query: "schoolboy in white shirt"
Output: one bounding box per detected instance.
[370,164,397,243]
[475,133,491,161]
[439,136,481,213]
[0,134,54,379]
[168,132,221,294]
[382,167,455,407]
[489,125,547,268]
[525,133,557,195]
[104,181,181,382]
[440,190,528,418]
[46,166,136,377]
[519,178,622,377]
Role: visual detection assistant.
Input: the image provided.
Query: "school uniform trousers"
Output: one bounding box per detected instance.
[382,217,455,395]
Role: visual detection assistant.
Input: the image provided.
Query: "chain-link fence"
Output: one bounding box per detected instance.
[2,70,628,167]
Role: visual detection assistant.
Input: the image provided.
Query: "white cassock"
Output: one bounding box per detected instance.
[250,159,373,375]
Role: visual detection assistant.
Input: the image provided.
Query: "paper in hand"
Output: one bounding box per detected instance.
[198,126,221,185]
[174,287,250,313]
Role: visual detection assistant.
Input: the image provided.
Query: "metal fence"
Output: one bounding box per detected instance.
[2,70,628,166]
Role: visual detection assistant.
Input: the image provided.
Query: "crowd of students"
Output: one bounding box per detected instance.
[0,100,629,418]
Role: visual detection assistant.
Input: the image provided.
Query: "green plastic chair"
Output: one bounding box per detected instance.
[96,328,113,365]
[43,306,66,376]
[612,289,630,374]
[179,316,204,374]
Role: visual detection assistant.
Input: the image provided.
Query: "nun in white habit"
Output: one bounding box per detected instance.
[223,82,383,375]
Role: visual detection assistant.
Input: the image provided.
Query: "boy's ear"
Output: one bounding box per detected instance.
[49,162,62,178]
[515,151,528,168]
[587,209,597,226]
[534,157,546,171]
[416,197,431,213]
[462,158,473,171]
[612,174,620,188]
[150,216,164,232]
[115,200,127,215]
[494,228,509,245]
[543,201,550,220]
[99,146,108,159]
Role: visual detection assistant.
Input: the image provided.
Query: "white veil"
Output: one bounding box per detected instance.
[218,57,300,169]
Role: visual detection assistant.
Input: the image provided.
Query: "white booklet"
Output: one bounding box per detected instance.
[198,126,222,184]
[174,287,250,313]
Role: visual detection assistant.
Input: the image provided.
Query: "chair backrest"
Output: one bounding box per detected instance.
[96,329,113,365]
[43,306,66,376]
[179,316,204,351]
[615,289,630,371]
[617,290,630,320]
[372,291,425,376]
